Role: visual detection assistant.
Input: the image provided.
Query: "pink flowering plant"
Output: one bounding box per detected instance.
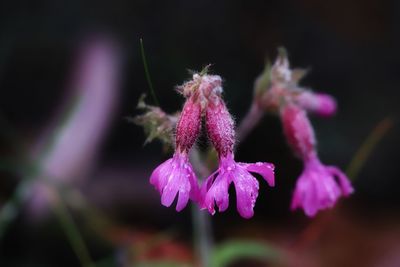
[137,49,353,220]
[134,48,357,266]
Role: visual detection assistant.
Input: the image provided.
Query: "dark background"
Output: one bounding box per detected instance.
[0,0,399,266]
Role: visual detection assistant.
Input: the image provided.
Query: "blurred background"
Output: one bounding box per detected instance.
[0,0,399,266]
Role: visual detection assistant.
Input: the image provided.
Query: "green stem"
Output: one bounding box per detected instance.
[49,186,94,267]
[190,148,213,267]
[0,177,94,267]
[140,38,159,106]
[191,205,213,267]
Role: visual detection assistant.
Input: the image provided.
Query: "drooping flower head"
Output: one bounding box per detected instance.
[202,80,275,219]
[281,103,353,216]
[254,47,337,117]
[147,70,276,216]
[149,90,202,211]
[291,154,353,217]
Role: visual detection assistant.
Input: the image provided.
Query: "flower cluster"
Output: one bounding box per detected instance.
[148,72,275,218]
[255,48,354,216]
[137,49,354,219]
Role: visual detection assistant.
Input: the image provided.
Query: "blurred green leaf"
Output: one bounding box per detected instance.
[254,60,271,97]
[291,68,309,84]
[94,256,118,267]
[346,117,393,181]
[210,240,283,267]
[199,64,212,76]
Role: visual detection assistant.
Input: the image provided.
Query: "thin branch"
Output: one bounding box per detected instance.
[236,102,265,143]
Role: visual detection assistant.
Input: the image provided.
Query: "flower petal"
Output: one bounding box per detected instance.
[150,158,173,192]
[176,176,190,212]
[150,153,200,212]
[291,157,351,217]
[203,172,230,215]
[187,167,201,204]
[327,166,354,196]
[233,168,259,219]
[290,186,301,210]
[239,162,275,187]
[292,174,319,217]
[161,173,180,208]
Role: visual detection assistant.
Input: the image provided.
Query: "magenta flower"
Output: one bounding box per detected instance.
[296,91,337,117]
[149,96,202,211]
[202,93,275,218]
[291,154,353,217]
[281,103,353,216]
[150,152,200,211]
[202,153,274,218]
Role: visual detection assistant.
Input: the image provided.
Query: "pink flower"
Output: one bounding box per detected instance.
[296,91,337,117]
[202,153,274,219]
[149,96,202,211]
[281,103,353,216]
[29,36,120,219]
[150,152,200,211]
[202,93,275,218]
[291,155,354,217]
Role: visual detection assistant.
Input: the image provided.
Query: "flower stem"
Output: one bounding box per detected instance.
[139,38,159,106]
[191,205,213,267]
[48,185,95,267]
[236,103,264,143]
[190,148,213,267]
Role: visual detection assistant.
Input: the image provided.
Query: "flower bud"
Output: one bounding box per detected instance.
[205,97,235,157]
[281,103,316,160]
[175,96,202,153]
[296,91,337,117]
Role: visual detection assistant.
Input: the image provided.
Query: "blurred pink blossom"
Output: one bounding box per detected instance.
[29,35,121,218]
[281,104,353,216]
